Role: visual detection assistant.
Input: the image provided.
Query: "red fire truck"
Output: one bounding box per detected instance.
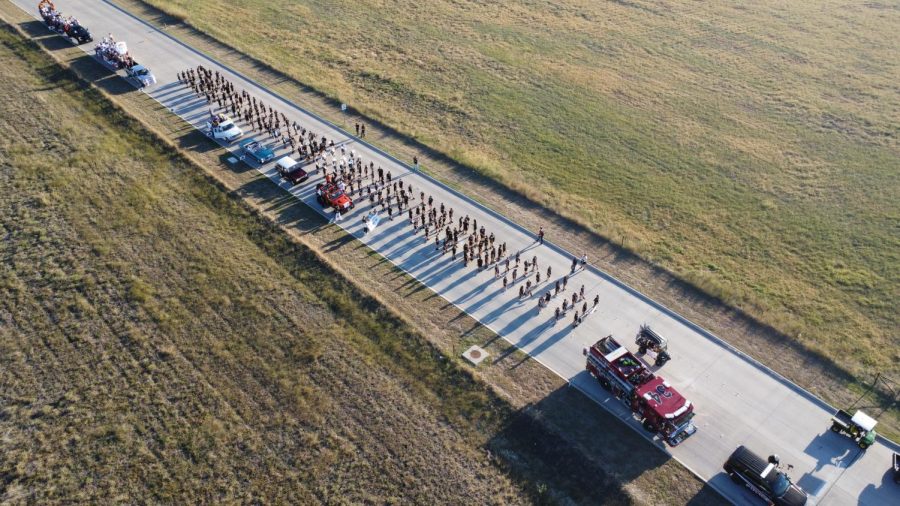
[584,335,697,446]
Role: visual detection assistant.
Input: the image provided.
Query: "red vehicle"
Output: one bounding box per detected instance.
[316,182,354,212]
[584,335,697,446]
[275,156,308,185]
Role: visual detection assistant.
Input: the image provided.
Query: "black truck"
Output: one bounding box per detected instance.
[723,446,807,506]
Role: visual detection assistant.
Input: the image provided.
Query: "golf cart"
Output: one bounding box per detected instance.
[635,324,671,367]
[830,409,877,449]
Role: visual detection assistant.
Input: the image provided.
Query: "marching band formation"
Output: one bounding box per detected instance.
[179,65,598,328]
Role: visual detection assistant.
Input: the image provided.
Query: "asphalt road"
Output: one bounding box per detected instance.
[11,1,900,504]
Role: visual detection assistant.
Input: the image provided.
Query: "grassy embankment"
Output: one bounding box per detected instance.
[0,22,663,504]
[142,0,899,384]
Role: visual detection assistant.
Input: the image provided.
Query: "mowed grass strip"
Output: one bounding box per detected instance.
[0,23,647,504]
[140,0,900,379]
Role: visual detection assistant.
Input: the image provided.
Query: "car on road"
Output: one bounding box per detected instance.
[275,156,309,185]
[39,1,92,44]
[64,23,92,44]
[239,139,276,164]
[125,64,156,88]
[723,446,807,506]
[316,182,353,212]
[205,113,243,143]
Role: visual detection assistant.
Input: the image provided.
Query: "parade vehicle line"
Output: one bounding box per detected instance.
[10,1,898,505]
[89,0,847,419]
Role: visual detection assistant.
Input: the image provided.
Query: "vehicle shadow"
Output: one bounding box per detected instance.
[798,430,862,497]
[859,465,898,506]
[488,384,724,505]
[690,474,746,506]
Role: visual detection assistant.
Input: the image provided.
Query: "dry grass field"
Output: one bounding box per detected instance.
[0,20,725,505]
[141,0,899,385]
[0,25,514,504]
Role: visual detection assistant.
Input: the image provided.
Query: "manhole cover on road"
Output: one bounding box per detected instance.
[462,345,488,366]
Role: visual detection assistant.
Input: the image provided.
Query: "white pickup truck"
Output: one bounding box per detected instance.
[205,114,243,143]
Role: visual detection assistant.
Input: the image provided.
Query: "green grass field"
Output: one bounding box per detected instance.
[142,0,899,379]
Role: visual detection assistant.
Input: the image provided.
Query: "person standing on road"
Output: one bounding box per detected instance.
[537,226,545,244]
[555,307,561,321]
[593,294,599,309]
[579,284,585,301]
[494,265,500,279]
[503,275,508,291]
[562,275,568,291]
[570,256,578,274]
[580,253,588,270]
[413,155,419,170]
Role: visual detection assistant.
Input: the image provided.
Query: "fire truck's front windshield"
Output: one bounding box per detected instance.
[673,411,694,427]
